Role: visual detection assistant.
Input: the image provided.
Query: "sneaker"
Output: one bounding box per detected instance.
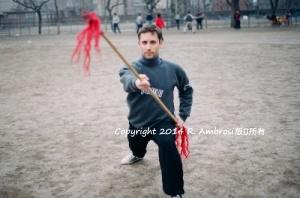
[171,195,182,198]
[120,153,143,165]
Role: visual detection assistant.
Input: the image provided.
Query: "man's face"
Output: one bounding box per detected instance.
[138,32,162,59]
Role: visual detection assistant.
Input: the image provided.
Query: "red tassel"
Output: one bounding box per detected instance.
[71,12,102,76]
[175,126,190,158]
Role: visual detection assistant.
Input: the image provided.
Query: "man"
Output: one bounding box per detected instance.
[112,12,121,34]
[234,10,241,29]
[136,13,144,34]
[175,13,181,30]
[119,25,193,198]
[183,11,194,32]
[195,12,204,30]
[146,12,154,25]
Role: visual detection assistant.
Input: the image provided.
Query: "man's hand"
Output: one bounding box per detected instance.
[135,74,150,91]
[176,117,185,129]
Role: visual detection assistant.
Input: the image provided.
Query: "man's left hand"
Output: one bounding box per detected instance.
[176,117,185,129]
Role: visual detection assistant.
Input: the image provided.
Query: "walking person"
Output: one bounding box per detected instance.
[175,13,181,30]
[155,13,166,29]
[183,11,194,33]
[234,10,241,29]
[195,12,204,30]
[112,12,121,34]
[286,10,292,26]
[136,13,144,34]
[146,12,154,25]
[119,25,193,198]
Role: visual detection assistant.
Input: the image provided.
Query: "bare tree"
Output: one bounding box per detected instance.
[226,0,240,28]
[105,0,123,19]
[12,0,51,35]
[144,0,160,14]
[104,0,123,31]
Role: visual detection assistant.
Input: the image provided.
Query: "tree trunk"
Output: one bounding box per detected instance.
[227,0,240,28]
[12,0,50,35]
[108,11,113,31]
[123,0,128,16]
[270,0,279,16]
[37,9,42,35]
[54,0,60,34]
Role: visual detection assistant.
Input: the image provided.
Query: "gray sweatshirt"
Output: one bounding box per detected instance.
[119,57,193,128]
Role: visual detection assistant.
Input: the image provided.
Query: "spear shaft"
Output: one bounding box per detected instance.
[102,33,178,123]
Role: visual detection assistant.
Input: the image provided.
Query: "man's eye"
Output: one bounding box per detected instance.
[150,41,156,44]
[142,41,148,44]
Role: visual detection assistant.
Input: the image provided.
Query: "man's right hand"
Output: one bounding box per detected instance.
[135,74,150,91]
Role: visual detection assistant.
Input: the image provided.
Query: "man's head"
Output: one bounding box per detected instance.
[137,25,163,59]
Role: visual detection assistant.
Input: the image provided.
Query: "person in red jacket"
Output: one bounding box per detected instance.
[155,13,165,29]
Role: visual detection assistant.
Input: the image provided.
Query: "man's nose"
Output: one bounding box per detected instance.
[146,43,151,50]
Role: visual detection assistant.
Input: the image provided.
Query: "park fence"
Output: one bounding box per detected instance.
[0,14,299,37]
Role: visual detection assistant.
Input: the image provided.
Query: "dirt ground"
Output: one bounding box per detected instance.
[0,28,300,198]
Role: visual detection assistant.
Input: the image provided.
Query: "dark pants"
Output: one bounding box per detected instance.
[127,121,184,196]
[176,20,180,30]
[136,24,143,34]
[235,20,240,29]
[113,23,121,33]
[196,19,203,30]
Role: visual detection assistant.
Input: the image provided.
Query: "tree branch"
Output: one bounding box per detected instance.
[274,0,279,10]
[153,0,160,7]
[30,0,37,8]
[111,1,123,10]
[12,0,35,10]
[270,0,274,10]
[12,0,50,11]
[105,0,111,11]
[38,0,51,10]
[144,0,160,12]
[226,0,232,6]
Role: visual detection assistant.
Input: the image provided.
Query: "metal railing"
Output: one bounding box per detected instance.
[0,15,299,37]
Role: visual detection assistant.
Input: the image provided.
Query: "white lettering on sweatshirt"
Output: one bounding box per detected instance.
[141,87,164,98]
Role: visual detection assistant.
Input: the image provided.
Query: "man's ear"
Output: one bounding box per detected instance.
[159,40,164,48]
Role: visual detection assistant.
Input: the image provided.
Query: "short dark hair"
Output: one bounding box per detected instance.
[137,25,164,42]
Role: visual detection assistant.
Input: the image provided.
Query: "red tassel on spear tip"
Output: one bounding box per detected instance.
[71,12,101,76]
[72,12,190,158]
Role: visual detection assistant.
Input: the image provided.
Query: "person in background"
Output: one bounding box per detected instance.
[146,12,154,25]
[112,12,121,34]
[195,11,204,30]
[234,10,241,29]
[286,10,292,26]
[155,13,166,29]
[175,13,181,30]
[136,13,144,34]
[183,11,194,32]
